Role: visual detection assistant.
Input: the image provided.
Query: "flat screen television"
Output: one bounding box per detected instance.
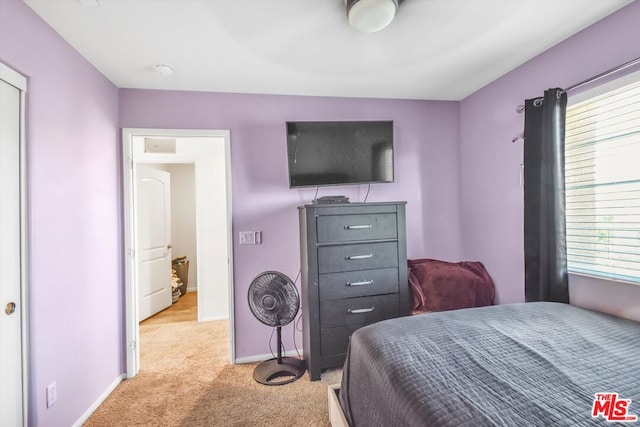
[286,120,394,188]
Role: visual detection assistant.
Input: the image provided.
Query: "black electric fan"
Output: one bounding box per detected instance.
[248,271,306,385]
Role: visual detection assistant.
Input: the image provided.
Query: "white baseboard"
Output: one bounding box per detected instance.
[198,315,229,322]
[186,286,197,293]
[235,349,303,365]
[72,374,125,427]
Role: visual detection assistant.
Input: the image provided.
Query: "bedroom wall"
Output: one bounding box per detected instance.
[459,1,640,317]
[119,89,463,359]
[0,0,122,426]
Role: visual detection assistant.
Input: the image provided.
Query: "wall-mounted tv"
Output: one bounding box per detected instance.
[286,120,394,188]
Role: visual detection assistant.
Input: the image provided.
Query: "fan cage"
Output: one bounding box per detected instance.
[248,271,299,327]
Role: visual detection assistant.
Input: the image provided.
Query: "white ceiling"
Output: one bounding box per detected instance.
[24,0,633,101]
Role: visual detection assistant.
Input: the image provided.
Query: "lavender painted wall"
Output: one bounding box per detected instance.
[0,0,122,425]
[119,90,463,358]
[460,1,640,315]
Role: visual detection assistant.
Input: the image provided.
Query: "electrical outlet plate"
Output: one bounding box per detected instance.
[47,381,57,408]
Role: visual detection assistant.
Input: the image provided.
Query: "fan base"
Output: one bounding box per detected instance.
[253,357,306,386]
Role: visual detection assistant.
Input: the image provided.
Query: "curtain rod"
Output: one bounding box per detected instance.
[515,56,640,114]
[564,55,640,92]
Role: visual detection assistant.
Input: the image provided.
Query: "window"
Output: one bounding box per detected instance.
[564,75,640,284]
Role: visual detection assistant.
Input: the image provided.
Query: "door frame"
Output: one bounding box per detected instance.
[0,62,29,426]
[122,128,235,378]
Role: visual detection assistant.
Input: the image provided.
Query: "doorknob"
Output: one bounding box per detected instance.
[5,302,16,315]
[167,244,173,249]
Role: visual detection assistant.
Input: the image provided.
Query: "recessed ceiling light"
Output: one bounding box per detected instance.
[153,64,175,77]
[78,0,100,7]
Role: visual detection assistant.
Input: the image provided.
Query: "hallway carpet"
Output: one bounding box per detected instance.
[85,292,336,426]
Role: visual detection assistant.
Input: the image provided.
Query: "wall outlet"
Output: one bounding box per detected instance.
[46,381,57,408]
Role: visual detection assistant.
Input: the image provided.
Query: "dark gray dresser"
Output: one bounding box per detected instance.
[298,202,409,380]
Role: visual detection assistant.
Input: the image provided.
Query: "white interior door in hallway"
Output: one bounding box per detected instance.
[123,129,234,377]
[0,62,28,426]
[136,165,173,321]
[144,163,198,295]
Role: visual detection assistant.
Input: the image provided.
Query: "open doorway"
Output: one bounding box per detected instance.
[122,129,234,378]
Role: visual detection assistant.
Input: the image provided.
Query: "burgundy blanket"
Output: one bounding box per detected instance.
[408,258,495,312]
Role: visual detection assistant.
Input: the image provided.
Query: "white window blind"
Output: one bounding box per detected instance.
[564,78,640,284]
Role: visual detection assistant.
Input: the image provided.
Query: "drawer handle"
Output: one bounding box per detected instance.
[344,224,372,230]
[346,280,373,287]
[348,307,374,314]
[345,253,373,260]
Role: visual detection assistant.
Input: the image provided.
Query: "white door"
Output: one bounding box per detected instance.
[0,66,26,426]
[136,165,172,321]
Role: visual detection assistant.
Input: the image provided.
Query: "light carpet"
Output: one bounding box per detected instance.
[85,292,339,426]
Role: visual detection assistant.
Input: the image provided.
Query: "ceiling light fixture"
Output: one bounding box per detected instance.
[153,64,174,77]
[346,0,401,33]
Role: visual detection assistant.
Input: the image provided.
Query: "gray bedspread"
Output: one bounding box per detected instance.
[339,302,640,426]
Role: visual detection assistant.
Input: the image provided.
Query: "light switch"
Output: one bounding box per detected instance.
[239,231,255,245]
[239,231,262,245]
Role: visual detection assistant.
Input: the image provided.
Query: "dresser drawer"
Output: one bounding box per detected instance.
[317,213,397,243]
[319,268,399,301]
[320,324,360,356]
[320,294,399,328]
[317,242,398,274]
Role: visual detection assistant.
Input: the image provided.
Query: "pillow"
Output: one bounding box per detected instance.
[408,258,495,312]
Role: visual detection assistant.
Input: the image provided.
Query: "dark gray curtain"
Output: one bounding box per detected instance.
[523,88,569,303]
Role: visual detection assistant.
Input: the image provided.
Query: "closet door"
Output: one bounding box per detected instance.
[0,63,27,427]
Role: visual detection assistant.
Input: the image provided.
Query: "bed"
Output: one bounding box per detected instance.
[335,302,640,426]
